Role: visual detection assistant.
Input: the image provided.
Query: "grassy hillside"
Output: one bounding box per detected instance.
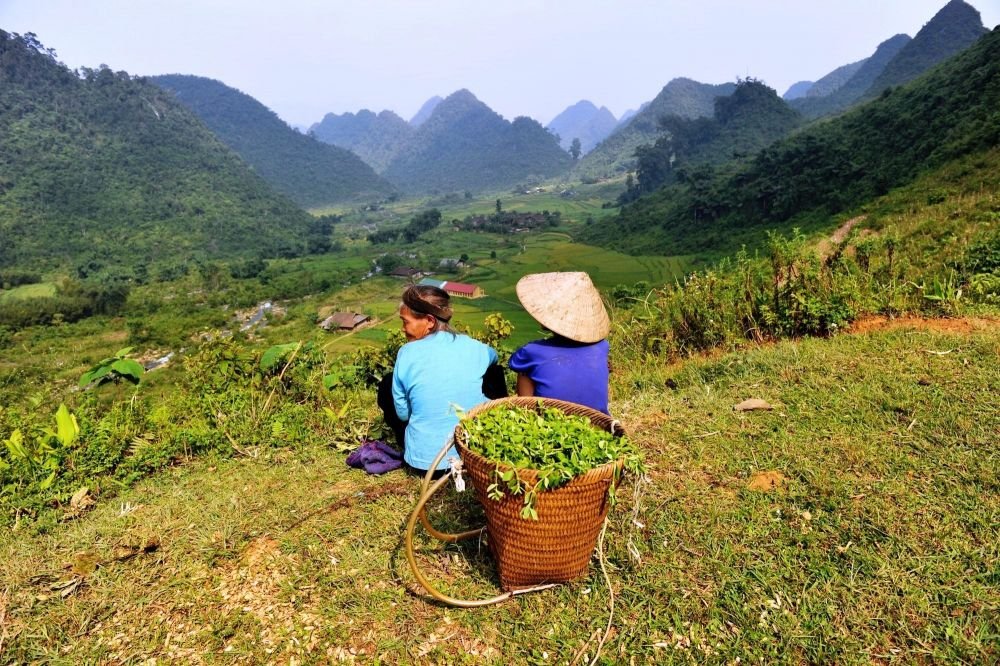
[1,321,996,663]
[1,75,998,658]
[151,75,394,206]
[572,78,736,180]
[382,90,572,194]
[583,27,1000,257]
[0,32,318,272]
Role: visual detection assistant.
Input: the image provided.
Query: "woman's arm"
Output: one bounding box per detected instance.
[392,363,411,422]
[515,373,535,397]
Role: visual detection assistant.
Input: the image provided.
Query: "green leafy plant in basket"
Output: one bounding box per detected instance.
[460,405,644,520]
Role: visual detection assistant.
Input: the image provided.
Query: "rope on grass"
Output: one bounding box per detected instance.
[589,518,615,666]
[570,517,615,666]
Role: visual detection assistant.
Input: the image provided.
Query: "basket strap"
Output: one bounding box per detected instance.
[404,472,558,607]
[418,435,484,543]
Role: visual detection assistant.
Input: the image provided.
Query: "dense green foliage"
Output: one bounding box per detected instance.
[0,270,42,289]
[460,404,644,520]
[0,333,343,525]
[0,31,320,273]
[584,27,1000,257]
[457,209,561,234]
[609,149,1000,358]
[367,208,442,244]
[151,75,393,206]
[308,109,414,173]
[624,79,800,201]
[572,78,736,179]
[382,89,572,193]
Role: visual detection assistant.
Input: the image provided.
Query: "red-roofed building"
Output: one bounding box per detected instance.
[442,281,483,298]
[417,277,484,298]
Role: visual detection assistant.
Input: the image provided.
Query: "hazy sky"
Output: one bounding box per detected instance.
[1,1,996,127]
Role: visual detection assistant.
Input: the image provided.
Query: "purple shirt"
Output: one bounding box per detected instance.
[509,337,610,414]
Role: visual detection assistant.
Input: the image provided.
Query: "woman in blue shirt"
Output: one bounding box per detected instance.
[380,285,500,472]
[509,272,611,414]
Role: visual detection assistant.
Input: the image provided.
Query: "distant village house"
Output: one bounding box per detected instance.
[438,258,466,270]
[319,312,370,331]
[418,278,484,299]
[389,267,425,279]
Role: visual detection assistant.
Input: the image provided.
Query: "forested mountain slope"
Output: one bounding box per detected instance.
[0,32,319,271]
[150,75,393,207]
[803,58,866,98]
[572,78,735,179]
[866,0,987,94]
[382,89,572,193]
[790,34,910,119]
[791,0,986,119]
[581,27,1000,256]
[623,79,800,201]
[409,95,442,126]
[308,109,413,173]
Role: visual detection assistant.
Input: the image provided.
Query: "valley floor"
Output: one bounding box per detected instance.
[2,320,998,663]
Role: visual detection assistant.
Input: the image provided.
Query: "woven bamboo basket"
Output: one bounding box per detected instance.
[455,397,624,590]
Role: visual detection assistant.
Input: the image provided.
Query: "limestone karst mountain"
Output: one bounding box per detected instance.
[382,89,572,193]
[545,100,618,155]
[308,109,414,173]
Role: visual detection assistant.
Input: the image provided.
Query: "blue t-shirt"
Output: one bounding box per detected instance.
[509,337,610,414]
[392,332,498,470]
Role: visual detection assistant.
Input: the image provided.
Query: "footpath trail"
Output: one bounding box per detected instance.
[845,313,999,335]
[1,319,998,663]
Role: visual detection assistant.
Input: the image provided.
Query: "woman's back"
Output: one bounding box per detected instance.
[509,337,609,414]
[393,332,496,470]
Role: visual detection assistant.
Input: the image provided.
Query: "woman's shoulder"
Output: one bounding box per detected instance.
[518,337,607,352]
[402,332,490,351]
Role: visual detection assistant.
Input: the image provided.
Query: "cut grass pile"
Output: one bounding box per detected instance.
[2,322,996,663]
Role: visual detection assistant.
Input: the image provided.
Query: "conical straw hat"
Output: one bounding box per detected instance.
[515,272,610,343]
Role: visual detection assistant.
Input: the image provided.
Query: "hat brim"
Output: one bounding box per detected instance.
[515,272,610,343]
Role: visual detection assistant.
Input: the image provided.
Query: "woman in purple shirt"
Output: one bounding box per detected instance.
[509,272,611,414]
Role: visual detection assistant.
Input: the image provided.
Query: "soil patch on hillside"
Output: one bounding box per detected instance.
[846,315,999,335]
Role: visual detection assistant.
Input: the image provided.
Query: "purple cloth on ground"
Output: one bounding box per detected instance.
[346,440,404,475]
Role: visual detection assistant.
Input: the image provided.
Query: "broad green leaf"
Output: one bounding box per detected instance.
[39,469,57,490]
[80,363,113,387]
[55,404,79,447]
[6,430,27,461]
[260,342,300,372]
[114,347,134,358]
[111,359,144,384]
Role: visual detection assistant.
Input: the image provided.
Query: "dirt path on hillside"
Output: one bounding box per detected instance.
[817,214,867,258]
[658,315,998,372]
[845,315,999,335]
